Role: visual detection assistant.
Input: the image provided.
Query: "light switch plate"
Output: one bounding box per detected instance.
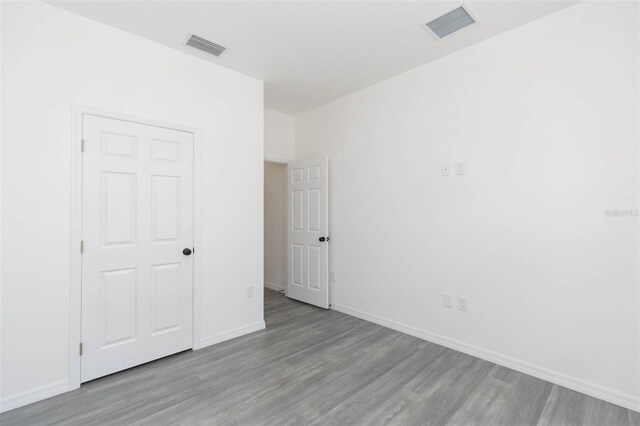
[441,163,450,177]
[455,161,465,175]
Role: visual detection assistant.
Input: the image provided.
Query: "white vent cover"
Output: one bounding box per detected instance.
[186,34,226,57]
[422,5,477,39]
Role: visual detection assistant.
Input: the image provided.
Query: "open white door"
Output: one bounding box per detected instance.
[286,157,329,308]
[81,114,194,382]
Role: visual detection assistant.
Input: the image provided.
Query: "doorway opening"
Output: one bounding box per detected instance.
[264,161,287,295]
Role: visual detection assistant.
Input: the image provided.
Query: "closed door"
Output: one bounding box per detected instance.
[287,157,329,308]
[81,114,194,382]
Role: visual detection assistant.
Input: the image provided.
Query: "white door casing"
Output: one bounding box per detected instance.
[286,157,329,308]
[81,114,194,382]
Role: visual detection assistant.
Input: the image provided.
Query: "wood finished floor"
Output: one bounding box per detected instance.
[3,289,639,426]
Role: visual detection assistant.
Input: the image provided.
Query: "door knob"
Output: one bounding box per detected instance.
[183,248,192,256]
[319,237,328,242]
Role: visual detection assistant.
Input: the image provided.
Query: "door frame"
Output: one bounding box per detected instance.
[69,104,202,390]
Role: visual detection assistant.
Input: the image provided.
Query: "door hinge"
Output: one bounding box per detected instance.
[81,139,85,152]
[80,240,84,253]
[79,342,83,356]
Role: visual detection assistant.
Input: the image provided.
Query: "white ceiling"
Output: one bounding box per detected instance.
[50,1,576,115]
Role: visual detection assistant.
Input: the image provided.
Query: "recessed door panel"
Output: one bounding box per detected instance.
[292,190,304,231]
[101,172,137,246]
[152,175,181,242]
[308,246,321,290]
[101,132,136,159]
[151,263,181,334]
[291,168,304,183]
[152,139,180,163]
[308,165,321,181]
[101,268,137,347]
[292,244,304,286]
[82,114,194,383]
[308,188,321,232]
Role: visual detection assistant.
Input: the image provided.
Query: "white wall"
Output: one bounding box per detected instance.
[295,1,639,410]
[1,2,264,410]
[264,108,294,162]
[264,162,286,291]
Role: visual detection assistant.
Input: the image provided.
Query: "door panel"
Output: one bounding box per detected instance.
[286,157,329,308]
[101,172,137,246]
[82,114,194,382]
[151,175,181,242]
[151,263,181,334]
[101,268,137,347]
[292,244,304,286]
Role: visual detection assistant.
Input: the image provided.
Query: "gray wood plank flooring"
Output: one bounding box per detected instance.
[2,289,638,425]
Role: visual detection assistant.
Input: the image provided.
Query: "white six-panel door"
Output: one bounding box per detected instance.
[81,115,194,382]
[287,157,329,309]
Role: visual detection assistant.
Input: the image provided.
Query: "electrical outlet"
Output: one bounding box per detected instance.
[443,293,453,308]
[458,296,468,312]
[441,163,450,177]
[330,272,336,282]
[246,286,254,299]
[455,161,465,175]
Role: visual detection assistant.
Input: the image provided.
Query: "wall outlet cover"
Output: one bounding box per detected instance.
[458,296,468,312]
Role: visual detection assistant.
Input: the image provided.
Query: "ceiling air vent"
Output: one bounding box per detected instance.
[186,34,226,57]
[422,5,477,39]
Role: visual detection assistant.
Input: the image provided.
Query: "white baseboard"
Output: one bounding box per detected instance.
[331,303,640,413]
[198,320,266,349]
[0,379,70,413]
[264,281,284,292]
